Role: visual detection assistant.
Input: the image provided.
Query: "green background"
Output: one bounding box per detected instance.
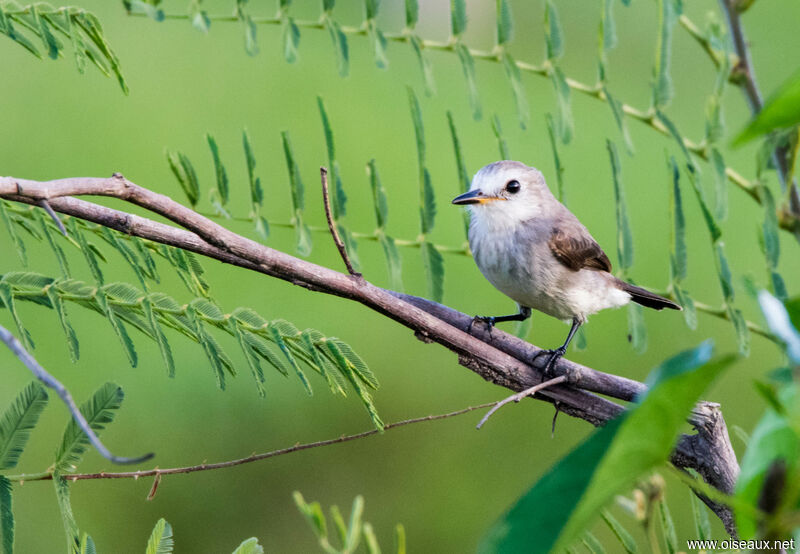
[1,0,798,551]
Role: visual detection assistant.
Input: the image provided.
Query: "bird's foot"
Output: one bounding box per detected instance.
[467,315,496,336]
[532,346,567,377]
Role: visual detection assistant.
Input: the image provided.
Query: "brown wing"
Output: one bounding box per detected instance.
[548,227,612,272]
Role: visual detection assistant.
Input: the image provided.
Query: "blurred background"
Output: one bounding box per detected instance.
[1,0,799,551]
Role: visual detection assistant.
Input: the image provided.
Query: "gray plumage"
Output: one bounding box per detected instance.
[453,160,679,330]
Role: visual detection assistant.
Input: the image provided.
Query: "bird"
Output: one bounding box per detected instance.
[452,160,681,374]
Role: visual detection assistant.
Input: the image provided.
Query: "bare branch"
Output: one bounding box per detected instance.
[0,325,153,465]
[320,166,359,277]
[477,375,568,430]
[9,402,497,483]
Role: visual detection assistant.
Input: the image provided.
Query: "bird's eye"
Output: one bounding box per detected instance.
[505,180,521,193]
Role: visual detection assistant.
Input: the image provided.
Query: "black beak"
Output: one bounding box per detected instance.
[452,189,485,205]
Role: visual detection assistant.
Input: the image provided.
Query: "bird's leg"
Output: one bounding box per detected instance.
[532,318,581,376]
[467,306,531,336]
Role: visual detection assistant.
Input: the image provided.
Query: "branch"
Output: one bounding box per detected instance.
[8,401,497,483]
[0,173,738,532]
[718,0,800,218]
[0,324,153,465]
[320,167,359,276]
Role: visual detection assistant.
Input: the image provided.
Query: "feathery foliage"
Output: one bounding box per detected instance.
[1,3,127,91]
[0,382,48,471]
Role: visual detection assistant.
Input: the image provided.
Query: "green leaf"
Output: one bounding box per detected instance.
[672,284,697,330]
[345,495,364,552]
[378,233,403,291]
[581,532,606,554]
[420,169,436,235]
[0,283,33,351]
[363,523,379,554]
[656,111,694,170]
[690,492,711,541]
[728,305,750,356]
[395,524,406,554]
[235,2,258,56]
[0,8,41,58]
[607,140,633,272]
[480,341,733,553]
[281,16,300,63]
[367,20,388,69]
[491,114,510,160]
[759,291,800,364]
[551,67,573,144]
[455,44,481,120]
[231,538,264,554]
[405,0,418,27]
[408,34,435,96]
[652,0,681,109]
[0,202,26,266]
[601,510,637,554]
[187,309,227,390]
[145,518,174,554]
[34,210,69,277]
[268,324,311,395]
[627,302,647,353]
[714,243,734,303]
[667,157,687,282]
[421,241,444,302]
[544,0,563,60]
[33,7,60,60]
[502,53,528,129]
[0,382,48,470]
[73,11,129,92]
[190,5,210,32]
[206,134,229,205]
[323,17,349,77]
[0,476,12,554]
[407,87,426,167]
[659,500,678,554]
[55,382,124,472]
[367,159,389,229]
[685,167,721,243]
[317,98,347,218]
[735,67,800,144]
[601,0,617,53]
[243,129,263,208]
[447,112,471,237]
[604,88,634,154]
[142,297,175,377]
[293,491,328,541]
[166,150,199,207]
[96,289,138,367]
[496,0,512,45]
[281,131,307,212]
[710,148,727,221]
[545,113,566,204]
[53,475,80,553]
[45,286,79,363]
[450,0,467,36]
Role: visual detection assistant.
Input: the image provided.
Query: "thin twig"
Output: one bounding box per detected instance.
[37,199,67,236]
[718,0,800,216]
[0,325,154,465]
[9,402,496,483]
[477,375,568,430]
[320,167,359,276]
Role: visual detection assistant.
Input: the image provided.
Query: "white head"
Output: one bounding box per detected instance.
[452,161,553,231]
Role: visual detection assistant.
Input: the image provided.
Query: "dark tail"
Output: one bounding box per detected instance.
[617,280,682,311]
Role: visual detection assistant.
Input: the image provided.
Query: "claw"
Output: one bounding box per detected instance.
[467,315,496,336]
[532,346,567,377]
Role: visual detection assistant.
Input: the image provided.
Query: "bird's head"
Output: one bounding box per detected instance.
[452,161,551,228]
